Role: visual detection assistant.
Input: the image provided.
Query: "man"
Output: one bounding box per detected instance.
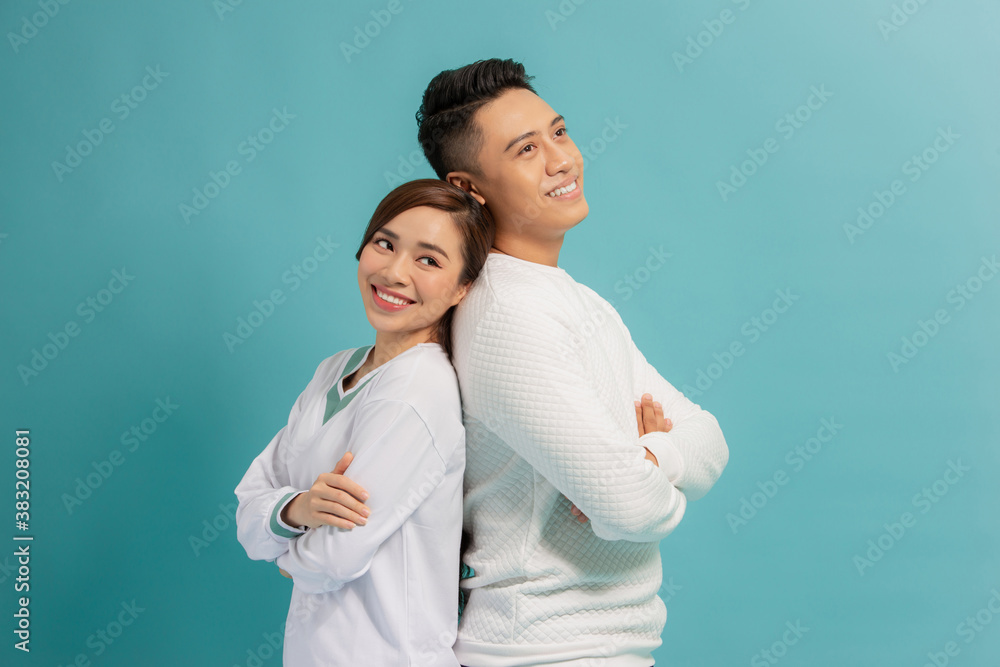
[416,59,729,666]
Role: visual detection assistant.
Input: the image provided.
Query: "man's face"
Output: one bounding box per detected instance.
[458,88,588,238]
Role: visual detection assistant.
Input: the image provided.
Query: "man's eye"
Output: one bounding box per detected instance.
[519,144,534,155]
[556,127,567,136]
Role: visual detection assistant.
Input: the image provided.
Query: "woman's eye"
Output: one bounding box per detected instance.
[556,127,567,137]
[374,238,391,250]
[419,257,440,267]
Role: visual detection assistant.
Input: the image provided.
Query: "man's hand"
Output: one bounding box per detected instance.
[281,452,372,530]
[635,392,672,465]
[568,394,674,524]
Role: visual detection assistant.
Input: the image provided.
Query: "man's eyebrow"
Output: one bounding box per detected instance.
[376,227,450,261]
[503,115,565,153]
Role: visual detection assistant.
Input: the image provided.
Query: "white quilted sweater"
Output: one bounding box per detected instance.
[450,252,728,666]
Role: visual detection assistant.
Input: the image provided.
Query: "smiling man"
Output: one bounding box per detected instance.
[416,59,729,666]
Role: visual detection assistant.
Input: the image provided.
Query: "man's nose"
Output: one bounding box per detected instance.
[546,143,574,174]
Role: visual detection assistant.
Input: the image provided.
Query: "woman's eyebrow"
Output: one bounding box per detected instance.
[379,227,449,260]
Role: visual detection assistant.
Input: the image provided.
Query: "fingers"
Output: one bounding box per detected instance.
[641,394,658,435]
[567,494,590,524]
[653,401,667,433]
[636,394,673,434]
[318,471,370,505]
[331,451,354,476]
[307,471,372,530]
[309,487,371,528]
[278,568,292,579]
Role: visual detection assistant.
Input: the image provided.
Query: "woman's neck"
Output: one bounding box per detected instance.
[350,329,433,382]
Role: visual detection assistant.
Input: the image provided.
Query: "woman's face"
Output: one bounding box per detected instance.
[357,206,469,343]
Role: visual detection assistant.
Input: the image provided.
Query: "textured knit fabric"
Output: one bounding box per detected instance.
[235,343,465,666]
[451,253,729,666]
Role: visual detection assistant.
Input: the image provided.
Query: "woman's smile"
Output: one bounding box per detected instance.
[371,284,416,312]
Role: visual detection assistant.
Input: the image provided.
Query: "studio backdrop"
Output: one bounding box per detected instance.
[1,1,998,665]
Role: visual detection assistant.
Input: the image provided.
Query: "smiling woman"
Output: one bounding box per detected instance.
[234,179,493,666]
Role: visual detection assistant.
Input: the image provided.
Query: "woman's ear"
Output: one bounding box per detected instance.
[453,282,471,305]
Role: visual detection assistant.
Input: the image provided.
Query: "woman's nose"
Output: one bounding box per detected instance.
[380,254,409,284]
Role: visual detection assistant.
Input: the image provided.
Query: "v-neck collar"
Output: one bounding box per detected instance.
[323,345,375,425]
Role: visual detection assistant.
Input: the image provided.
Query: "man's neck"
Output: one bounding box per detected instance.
[491,232,564,268]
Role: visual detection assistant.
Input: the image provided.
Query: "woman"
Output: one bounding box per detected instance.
[234,179,493,666]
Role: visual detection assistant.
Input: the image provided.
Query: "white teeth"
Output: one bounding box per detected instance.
[375,288,411,306]
[547,180,578,197]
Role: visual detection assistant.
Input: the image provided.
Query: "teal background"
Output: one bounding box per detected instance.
[1,0,998,665]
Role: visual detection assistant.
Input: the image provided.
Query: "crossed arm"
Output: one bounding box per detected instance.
[235,397,457,594]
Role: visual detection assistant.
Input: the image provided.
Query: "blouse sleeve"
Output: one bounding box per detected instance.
[275,399,454,594]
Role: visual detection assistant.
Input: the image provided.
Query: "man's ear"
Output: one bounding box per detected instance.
[445,171,486,206]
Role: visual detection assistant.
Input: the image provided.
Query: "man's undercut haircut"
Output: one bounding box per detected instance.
[416,58,537,180]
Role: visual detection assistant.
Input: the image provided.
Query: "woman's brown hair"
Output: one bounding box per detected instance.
[354,179,494,360]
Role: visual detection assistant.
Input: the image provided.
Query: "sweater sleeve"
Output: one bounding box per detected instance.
[234,375,314,562]
[464,293,686,543]
[275,399,451,594]
[629,340,729,502]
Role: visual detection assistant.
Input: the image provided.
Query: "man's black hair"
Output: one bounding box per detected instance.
[416,58,537,180]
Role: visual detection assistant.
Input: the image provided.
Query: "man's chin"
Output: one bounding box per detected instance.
[563,199,589,227]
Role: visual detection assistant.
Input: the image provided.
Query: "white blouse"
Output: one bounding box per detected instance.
[235,342,465,666]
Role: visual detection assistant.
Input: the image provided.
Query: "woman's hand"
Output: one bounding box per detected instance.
[568,394,673,523]
[281,452,372,530]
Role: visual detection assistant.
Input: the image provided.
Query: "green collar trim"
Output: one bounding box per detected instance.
[323,345,374,425]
